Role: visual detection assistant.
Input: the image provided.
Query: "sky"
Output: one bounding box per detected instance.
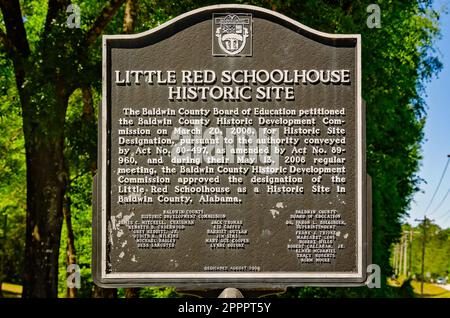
[408,0,450,228]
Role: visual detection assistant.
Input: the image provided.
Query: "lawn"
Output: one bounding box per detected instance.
[411,281,450,298]
[1,282,22,298]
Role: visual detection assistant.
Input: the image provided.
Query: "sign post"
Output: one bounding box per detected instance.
[93,4,370,289]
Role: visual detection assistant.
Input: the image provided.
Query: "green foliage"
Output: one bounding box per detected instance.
[57,86,99,297]
[65,88,99,174]
[58,173,95,298]
[282,285,399,298]
[117,287,179,298]
[409,223,450,279]
[0,53,26,285]
[139,287,179,298]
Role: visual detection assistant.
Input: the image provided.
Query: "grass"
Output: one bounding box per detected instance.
[410,281,450,298]
[388,277,450,298]
[1,282,22,297]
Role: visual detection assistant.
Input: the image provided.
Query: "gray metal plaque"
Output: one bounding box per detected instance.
[93,4,369,288]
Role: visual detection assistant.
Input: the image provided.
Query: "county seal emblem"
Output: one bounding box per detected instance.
[213,13,252,56]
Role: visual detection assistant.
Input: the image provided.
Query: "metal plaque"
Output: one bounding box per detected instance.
[93,4,370,288]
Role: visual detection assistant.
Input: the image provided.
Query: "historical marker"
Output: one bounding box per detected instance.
[93,4,370,287]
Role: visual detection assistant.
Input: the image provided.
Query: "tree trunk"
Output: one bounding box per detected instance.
[125,288,140,298]
[0,217,5,298]
[0,252,4,298]
[21,85,69,298]
[22,138,66,298]
[123,0,137,34]
[63,196,77,298]
[93,285,117,298]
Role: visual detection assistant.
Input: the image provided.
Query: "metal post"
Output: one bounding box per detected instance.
[218,288,244,298]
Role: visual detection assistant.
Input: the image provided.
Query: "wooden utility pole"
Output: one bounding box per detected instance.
[420,217,427,297]
[403,232,408,277]
[415,216,432,297]
[393,243,398,276]
[408,229,413,277]
[399,234,404,277]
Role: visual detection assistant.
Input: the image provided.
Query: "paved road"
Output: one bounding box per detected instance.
[440,284,450,292]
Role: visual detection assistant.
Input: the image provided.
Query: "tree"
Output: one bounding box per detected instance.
[409,222,450,279]
[0,0,125,298]
[60,86,98,297]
